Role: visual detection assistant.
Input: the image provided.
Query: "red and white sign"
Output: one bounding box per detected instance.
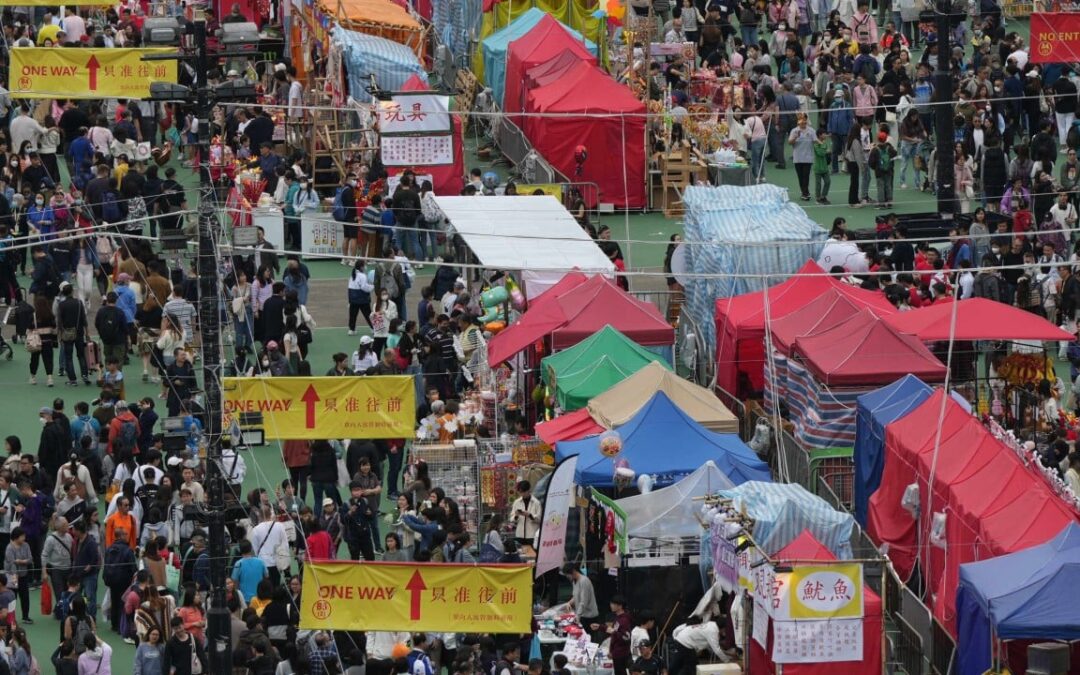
[1030,13,1080,63]
[377,93,452,134]
[771,618,863,663]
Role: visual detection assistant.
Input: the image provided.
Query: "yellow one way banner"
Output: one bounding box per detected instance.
[9,48,177,99]
[222,376,415,440]
[299,562,533,633]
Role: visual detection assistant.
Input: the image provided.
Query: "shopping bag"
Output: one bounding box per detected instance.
[40,580,51,616]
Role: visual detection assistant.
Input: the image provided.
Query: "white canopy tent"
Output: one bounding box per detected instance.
[617,461,736,541]
[431,195,615,298]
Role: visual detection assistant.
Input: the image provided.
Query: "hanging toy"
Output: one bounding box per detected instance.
[605,509,616,553]
[599,430,623,458]
[574,145,588,176]
[613,457,635,489]
[506,277,527,311]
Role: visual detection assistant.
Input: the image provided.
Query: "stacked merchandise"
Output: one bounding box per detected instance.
[411,443,481,534]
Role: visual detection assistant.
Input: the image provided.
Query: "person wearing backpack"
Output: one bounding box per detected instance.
[101,525,136,632]
[869,131,897,208]
[94,294,127,372]
[56,284,91,387]
[850,0,877,46]
[106,401,140,461]
[334,175,360,265]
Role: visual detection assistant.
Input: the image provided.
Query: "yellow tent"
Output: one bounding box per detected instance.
[326,0,425,56]
[471,0,603,81]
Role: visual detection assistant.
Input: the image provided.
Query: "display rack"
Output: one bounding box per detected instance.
[411,442,482,535]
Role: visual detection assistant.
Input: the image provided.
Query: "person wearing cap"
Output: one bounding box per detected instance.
[351,335,378,373]
[870,129,897,208]
[630,639,665,675]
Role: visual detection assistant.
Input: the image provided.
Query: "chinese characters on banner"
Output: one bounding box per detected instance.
[222,376,415,439]
[378,92,455,167]
[299,562,533,633]
[381,136,454,166]
[749,563,865,664]
[712,533,739,592]
[752,600,769,647]
[9,48,177,99]
[771,618,863,663]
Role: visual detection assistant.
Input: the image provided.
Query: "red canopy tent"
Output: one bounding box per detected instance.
[769,287,896,356]
[884,297,1074,342]
[523,64,647,208]
[535,408,604,445]
[526,50,588,93]
[867,390,1080,634]
[792,310,948,386]
[714,261,896,398]
[488,274,673,366]
[503,15,597,116]
[385,75,465,195]
[523,60,596,139]
[749,530,883,675]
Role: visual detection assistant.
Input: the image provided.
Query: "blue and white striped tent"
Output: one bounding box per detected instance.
[332,26,428,94]
[766,347,868,450]
[433,0,483,59]
[681,184,828,353]
[717,480,855,559]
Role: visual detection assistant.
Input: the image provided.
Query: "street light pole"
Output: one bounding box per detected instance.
[934,0,956,217]
[192,14,231,675]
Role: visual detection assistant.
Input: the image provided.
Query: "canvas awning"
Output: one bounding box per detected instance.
[430,196,614,292]
[588,361,738,433]
[617,461,736,540]
[884,297,1074,342]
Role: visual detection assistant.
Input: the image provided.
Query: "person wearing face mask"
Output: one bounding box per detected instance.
[370,286,398,358]
[290,177,318,250]
[337,174,359,264]
[27,192,55,241]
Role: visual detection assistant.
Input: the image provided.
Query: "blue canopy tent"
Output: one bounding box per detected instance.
[480,7,596,107]
[956,523,1080,675]
[554,391,770,488]
[853,375,932,526]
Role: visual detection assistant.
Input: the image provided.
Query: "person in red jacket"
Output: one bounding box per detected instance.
[107,401,141,458]
[305,515,334,562]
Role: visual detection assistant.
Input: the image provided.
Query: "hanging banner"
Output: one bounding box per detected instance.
[1030,13,1080,63]
[380,135,454,166]
[752,600,769,648]
[222,376,415,439]
[299,562,533,633]
[772,618,863,663]
[535,455,578,578]
[712,530,739,593]
[788,563,864,620]
[9,48,177,99]
[377,93,453,134]
[589,488,628,555]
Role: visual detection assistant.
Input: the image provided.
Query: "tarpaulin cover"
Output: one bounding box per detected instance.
[524,63,646,208]
[750,530,883,675]
[480,8,595,105]
[488,275,673,367]
[535,408,604,446]
[711,255,895,399]
[957,523,1080,675]
[867,390,1079,634]
[431,0,483,58]
[716,481,855,558]
[682,186,829,371]
[330,0,424,54]
[884,297,1074,342]
[617,461,736,540]
[588,361,739,434]
[769,287,896,356]
[852,375,932,527]
[473,0,603,81]
[541,325,670,411]
[556,392,771,487]
[384,76,464,195]
[525,50,587,91]
[503,14,597,113]
[792,310,948,386]
[332,26,427,93]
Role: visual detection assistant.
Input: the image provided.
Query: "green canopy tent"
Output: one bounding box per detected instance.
[541,325,671,411]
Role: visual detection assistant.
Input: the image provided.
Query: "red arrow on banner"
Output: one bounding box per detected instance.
[405,570,427,621]
[300,385,320,429]
[86,55,101,91]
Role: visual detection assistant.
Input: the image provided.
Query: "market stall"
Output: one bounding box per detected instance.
[385,75,465,195]
[747,530,884,675]
[957,522,1080,675]
[852,375,932,527]
[554,392,770,488]
[332,25,428,93]
[503,13,598,113]
[866,389,1080,633]
[617,460,736,542]
[541,325,670,411]
[487,273,673,368]
[711,258,894,401]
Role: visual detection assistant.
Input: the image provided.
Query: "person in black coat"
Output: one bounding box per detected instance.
[259,282,286,349]
[308,440,341,508]
[431,257,458,303]
[981,137,1010,206]
[346,440,380,481]
[163,616,209,675]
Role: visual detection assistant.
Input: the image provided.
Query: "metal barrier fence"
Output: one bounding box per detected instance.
[491,115,561,184]
[931,621,956,675]
[890,612,926,675]
[880,563,957,675]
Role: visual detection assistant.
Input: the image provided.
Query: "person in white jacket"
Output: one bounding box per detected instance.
[54,457,97,505]
[248,506,289,585]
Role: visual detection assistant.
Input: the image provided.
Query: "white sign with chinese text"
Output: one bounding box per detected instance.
[752,600,769,648]
[788,564,864,619]
[377,93,452,134]
[300,213,345,257]
[381,135,454,166]
[771,618,863,663]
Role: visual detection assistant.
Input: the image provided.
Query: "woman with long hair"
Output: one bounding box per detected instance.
[260,585,298,656]
[370,287,398,356]
[135,584,174,644]
[251,264,274,344]
[28,294,56,386]
[8,627,30,675]
[61,596,96,652]
[347,260,373,334]
[846,123,867,207]
[176,585,206,644]
[230,268,254,351]
[133,625,165,675]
